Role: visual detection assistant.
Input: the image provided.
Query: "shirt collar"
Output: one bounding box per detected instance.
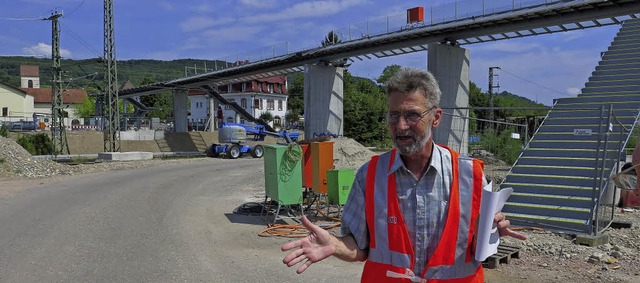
[389,142,443,176]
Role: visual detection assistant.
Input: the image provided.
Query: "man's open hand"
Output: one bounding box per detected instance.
[281,215,336,274]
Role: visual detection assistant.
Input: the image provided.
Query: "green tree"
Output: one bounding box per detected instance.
[468,82,487,134]
[321,31,341,47]
[376,64,401,85]
[285,111,300,127]
[138,77,173,119]
[343,70,389,147]
[259,111,274,123]
[287,72,305,118]
[77,96,97,118]
[16,133,56,155]
[0,124,8,138]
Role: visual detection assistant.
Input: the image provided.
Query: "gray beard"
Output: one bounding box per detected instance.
[393,127,431,155]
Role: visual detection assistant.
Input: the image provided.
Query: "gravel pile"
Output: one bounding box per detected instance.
[495,209,640,283]
[0,137,73,179]
[332,137,376,170]
[0,137,204,180]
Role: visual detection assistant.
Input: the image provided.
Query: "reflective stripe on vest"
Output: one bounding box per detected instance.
[362,145,483,282]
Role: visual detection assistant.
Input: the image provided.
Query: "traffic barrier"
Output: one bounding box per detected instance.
[43,125,101,131]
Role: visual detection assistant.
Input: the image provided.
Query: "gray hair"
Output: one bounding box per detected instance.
[385,67,441,108]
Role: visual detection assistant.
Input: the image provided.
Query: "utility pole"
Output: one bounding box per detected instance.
[488,66,501,124]
[45,10,70,155]
[104,0,120,152]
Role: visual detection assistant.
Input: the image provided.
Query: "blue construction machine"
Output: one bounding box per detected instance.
[206,122,300,159]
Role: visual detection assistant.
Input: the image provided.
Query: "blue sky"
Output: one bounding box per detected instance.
[0,0,623,106]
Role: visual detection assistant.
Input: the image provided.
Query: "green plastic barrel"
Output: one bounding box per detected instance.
[327,168,354,205]
[263,144,303,205]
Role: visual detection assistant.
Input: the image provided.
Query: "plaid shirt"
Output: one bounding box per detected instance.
[341,144,453,275]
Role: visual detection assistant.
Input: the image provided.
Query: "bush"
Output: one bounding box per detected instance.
[480,128,523,164]
[0,124,8,138]
[16,133,56,155]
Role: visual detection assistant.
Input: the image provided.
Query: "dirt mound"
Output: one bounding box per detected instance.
[331,137,377,170]
[0,137,73,179]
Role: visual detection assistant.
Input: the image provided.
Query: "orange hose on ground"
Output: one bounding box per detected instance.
[258,223,341,238]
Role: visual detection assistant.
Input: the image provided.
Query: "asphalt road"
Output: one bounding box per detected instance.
[0,158,363,282]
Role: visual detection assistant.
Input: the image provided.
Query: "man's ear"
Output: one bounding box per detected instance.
[432,108,443,127]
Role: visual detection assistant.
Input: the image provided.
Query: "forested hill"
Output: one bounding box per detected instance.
[0,56,225,89]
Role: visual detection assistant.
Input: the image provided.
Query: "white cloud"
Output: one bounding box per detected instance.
[190,4,215,13]
[158,0,174,11]
[181,25,266,53]
[181,17,216,32]
[240,0,276,8]
[245,0,367,23]
[147,51,180,60]
[22,42,72,58]
[473,41,541,53]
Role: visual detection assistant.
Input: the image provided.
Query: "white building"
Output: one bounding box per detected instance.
[0,65,86,126]
[188,76,290,130]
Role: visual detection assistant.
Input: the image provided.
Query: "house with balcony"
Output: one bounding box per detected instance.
[188,76,290,130]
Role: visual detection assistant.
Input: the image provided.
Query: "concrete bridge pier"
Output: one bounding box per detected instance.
[303,64,344,139]
[428,43,470,155]
[173,89,188,133]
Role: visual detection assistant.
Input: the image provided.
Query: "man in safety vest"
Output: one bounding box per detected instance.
[282,67,526,282]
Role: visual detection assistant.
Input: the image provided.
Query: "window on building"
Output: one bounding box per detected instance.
[267,99,275,110]
[241,98,247,109]
[2,107,7,117]
[28,80,33,88]
[240,119,245,124]
[227,84,233,92]
[267,84,274,93]
[274,116,282,127]
[254,98,262,110]
[227,117,234,123]
[258,83,263,92]
[225,99,235,109]
[242,83,246,92]
[278,100,283,111]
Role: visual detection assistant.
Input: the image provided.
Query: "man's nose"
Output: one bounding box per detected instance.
[395,116,411,130]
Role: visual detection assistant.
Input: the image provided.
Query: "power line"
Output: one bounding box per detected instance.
[499,68,570,97]
[0,17,42,21]
[66,0,86,17]
[60,22,101,57]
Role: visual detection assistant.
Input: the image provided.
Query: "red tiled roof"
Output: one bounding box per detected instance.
[20,65,39,77]
[20,88,87,104]
[258,76,286,84]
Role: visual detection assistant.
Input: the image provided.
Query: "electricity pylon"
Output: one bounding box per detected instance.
[44,11,70,155]
[103,0,120,152]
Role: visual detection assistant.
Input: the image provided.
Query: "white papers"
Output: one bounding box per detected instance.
[474,183,513,262]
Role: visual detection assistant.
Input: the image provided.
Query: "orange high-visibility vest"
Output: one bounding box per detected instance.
[360,145,484,283]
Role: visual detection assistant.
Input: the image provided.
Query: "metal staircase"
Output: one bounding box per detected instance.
[500,18,640,235]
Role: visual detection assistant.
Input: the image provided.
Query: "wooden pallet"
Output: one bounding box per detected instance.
[482,244,521,269]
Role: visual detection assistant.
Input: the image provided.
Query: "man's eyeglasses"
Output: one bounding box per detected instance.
[387,106,437,125]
